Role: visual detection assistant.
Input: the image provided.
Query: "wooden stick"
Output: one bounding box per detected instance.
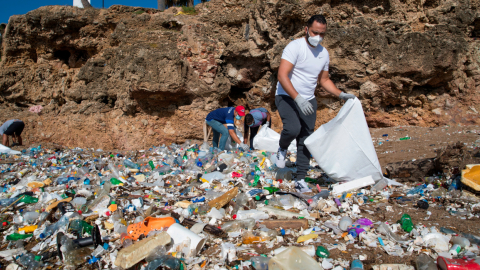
[1,195,24,214]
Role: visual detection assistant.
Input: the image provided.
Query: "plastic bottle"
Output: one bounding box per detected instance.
[407,184,426,195]
[242,230,277,244]
[221,218,256,232]
[399,214,414,232]
[59,234,93,266]
[275,168,293,180]
[16,168,29,178]
[145,246,167,262]
[108,163,121,179]
[416,253,438,270]
[236,209,269,220]
[459,232,480,246]
[372,178,388,191]
[40,212,81,239]
[123,159,140,170]
[0,195,38,207]
[351,259,364,270]
[146,255,181,270]
[376,223,408,244]
[232,193,249,215]
[69,219,93,236]
[440,227,457,235]
[7,233,33,241]
[201,171,224,183]
[251,256,271,270]
[23,211,39,224]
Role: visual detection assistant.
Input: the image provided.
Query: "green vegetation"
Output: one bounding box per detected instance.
[134,10,145,15]
[181,6,197,15]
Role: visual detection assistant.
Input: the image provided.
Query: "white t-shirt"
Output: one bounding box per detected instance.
[275,38,330,101]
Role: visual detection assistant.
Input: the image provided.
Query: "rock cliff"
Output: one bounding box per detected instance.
[0,0,479,149]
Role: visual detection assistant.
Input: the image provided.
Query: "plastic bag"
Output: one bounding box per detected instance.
[252,125,296,153]
[225,128,244,151]
[0,144,21,155]
[304,98,383,182]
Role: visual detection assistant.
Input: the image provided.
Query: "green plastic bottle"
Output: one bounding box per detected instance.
[69,219,93,235]
[249,175,260,187]
[7,233,33,241]
[399,214,414,232]
[148,160,155,170]
[110,178,123,185]
[304,177,317,183]
[20,195,39,204]
[263,187,280,194]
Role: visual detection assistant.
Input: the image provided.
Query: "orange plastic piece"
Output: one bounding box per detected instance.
[108,204,118,212]
[126,216,176,240]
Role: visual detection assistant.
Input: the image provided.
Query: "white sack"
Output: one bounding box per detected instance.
[252,125,296,153]
[304,98,383,182]
[0,144,21,155]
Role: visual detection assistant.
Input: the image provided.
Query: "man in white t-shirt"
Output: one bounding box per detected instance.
[275,15,356,192]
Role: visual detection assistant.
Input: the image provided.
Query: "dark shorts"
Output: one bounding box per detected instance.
[4,121,25,136]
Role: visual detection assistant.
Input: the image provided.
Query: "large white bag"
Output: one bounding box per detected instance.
[253,125,296,153]
[0,144,21,155]
[304,98,383,182]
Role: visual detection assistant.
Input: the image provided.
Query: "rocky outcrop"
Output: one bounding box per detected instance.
[0,0,479,149]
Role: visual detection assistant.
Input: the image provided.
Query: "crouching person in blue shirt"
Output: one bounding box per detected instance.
[205,106,249,151]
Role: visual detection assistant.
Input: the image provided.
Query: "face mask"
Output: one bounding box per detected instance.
[235,115,242,120]
[307,28,323,47]
[248,122,254,127]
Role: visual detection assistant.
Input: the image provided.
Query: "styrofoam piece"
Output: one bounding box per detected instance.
[114,232,171,269]
[167,223,206,255]
[331,175,375,195]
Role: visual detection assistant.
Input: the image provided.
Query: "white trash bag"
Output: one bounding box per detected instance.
[0,144,21,155]
[253,125,296,153]
[304,98,383,182]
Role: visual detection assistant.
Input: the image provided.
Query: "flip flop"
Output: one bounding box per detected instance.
[126,216,176,240]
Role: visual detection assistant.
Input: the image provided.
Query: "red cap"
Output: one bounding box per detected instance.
[235,106,245,116]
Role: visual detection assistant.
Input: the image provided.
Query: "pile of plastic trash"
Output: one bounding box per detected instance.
[0,142,479,270]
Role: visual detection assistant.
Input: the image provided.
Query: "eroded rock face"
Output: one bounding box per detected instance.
[0,0,479,149]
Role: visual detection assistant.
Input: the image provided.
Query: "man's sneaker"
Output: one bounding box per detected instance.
[294,179,311,193]
[275,148,287,168]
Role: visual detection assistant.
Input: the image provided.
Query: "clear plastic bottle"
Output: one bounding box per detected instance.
[242,230,277,244]
[40,212,81,239]
[146,255,181,270]
[407,184,426,195]
[221,218,256,232]
[123,159,140,170]
[416,253,437,270]
[145,246,167,262]
[376,223,408,244]
[372,178,388,191]
[232,193,249,215]
[251,256,271,270]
